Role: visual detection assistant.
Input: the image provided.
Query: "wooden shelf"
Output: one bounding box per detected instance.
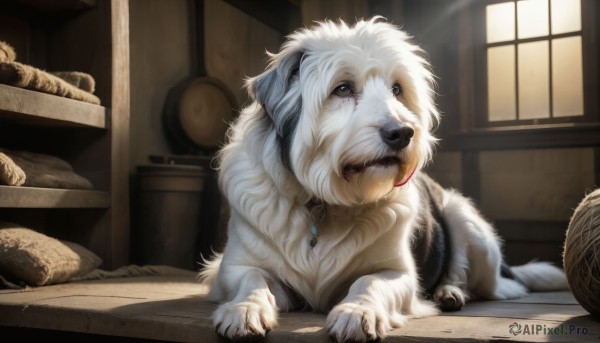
[0,84,107,129]
[0,0,130,269]
[0,185,109,208]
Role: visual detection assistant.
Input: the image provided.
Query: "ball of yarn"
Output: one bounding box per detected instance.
[563,188,600,317]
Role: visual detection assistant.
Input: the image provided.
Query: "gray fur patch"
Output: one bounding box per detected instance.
[252,53,304,170]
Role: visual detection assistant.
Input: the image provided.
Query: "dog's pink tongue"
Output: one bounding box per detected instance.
[393,166,416,187]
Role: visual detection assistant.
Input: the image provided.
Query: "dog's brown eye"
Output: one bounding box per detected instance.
[333,83,353,97]
[392,83,402,96]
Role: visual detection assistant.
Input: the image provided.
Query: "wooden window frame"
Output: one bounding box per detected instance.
[478,0,596,127]
[441,0,600,151]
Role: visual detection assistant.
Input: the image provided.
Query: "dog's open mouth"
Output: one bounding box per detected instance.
[342,156,402,181]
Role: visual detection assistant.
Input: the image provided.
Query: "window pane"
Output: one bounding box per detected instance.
[552,36,584,117]
[551,0,581,34]
[518,41,550,119]
[488,45,516,121]
[517,0,549,39]
[486,2,515,43]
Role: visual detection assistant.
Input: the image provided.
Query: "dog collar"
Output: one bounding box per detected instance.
[393,166,416,188]
[309,224,319,248]
[306,201,325,249]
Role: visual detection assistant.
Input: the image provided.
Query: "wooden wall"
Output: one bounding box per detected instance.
[204,0,284,106]
[128,0,283,170]
[129,0,192,168]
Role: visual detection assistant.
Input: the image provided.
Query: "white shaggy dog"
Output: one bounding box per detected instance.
[200,17,568,342]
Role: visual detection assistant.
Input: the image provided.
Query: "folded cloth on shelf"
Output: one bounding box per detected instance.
[0,152,25,186]
[0,222,103,288]
[0,148,94,189]
[0,40,100,105]
[0,41,16,63]
[0,61,101,105]
[50,71,95,93]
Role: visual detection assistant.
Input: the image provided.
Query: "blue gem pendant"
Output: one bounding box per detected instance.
[309,224,319,248]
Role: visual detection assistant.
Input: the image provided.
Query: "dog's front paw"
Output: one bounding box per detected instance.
[326,302,392,342]
[433,284,466,312]
[213,298,278,340]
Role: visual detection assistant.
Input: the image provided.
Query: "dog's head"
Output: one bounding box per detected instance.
[246,17,439,206]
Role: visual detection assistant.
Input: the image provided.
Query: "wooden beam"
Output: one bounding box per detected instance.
[461,151,481,203]
[108,0,131,269]
[440,123,600,151]
[222,0,300,34]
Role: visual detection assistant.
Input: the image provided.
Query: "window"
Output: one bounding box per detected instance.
[484,0,584,124]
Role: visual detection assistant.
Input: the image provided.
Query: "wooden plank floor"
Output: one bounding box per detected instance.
[0,272,598,342]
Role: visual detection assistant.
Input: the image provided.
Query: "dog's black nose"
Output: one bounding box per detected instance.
[380,123,414,150]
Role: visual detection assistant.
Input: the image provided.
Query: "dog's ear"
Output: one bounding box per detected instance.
[247,51,304,170]
[248,51,303,120]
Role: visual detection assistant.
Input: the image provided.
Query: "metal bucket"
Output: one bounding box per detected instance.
[134,164,206,270]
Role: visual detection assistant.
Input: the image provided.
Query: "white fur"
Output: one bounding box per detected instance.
[199,17,567,342]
